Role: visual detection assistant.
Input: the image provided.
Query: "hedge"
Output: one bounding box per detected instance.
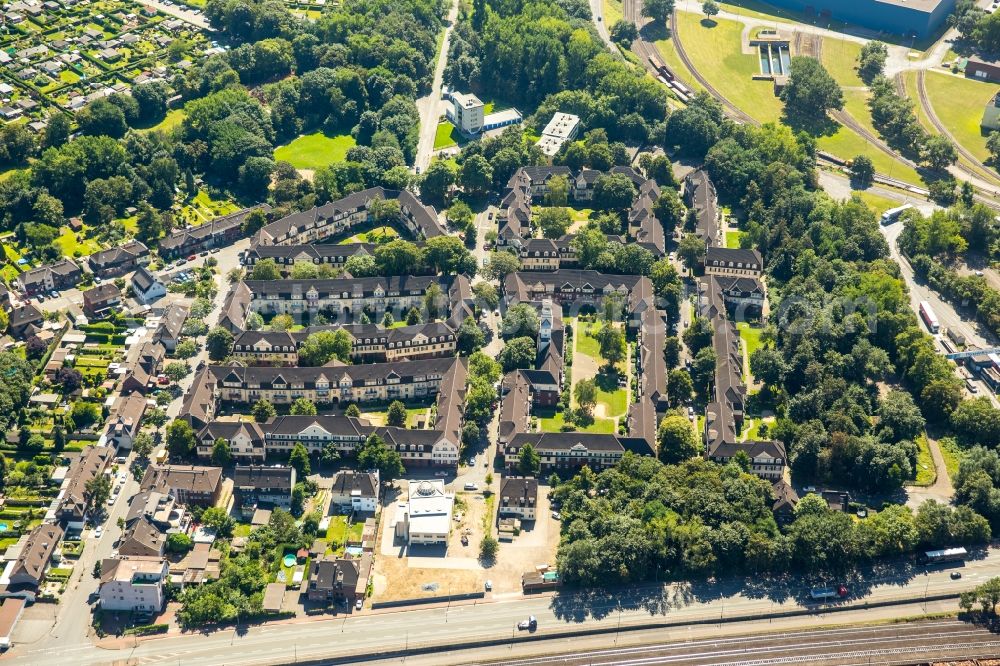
[123,624,168,636]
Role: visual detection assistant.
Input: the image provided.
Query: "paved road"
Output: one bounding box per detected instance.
[414,0,461,173]
[588,0,614,51]
[12,548,1000,665]
[144,0,209,29]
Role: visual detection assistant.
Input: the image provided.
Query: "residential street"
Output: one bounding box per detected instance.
[414,0,461,173]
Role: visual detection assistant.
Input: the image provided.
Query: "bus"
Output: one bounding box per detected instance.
[880,203,913,225]
[918,547,968,565]
[919,301,940,334]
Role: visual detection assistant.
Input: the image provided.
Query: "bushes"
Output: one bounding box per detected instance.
[123,624,168,636]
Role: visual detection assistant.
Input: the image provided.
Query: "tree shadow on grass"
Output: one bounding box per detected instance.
[641,21,671,43]
[699,18,718,28]
[594,369,622,393]
[781,109,841,140]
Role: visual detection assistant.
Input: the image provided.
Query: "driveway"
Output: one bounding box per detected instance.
[414,0,460,172]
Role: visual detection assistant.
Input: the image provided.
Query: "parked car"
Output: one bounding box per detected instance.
[951,571,963,579]
[187,254,197,261]
[487,211,494,220]
[552,511,561,520]
[461,534,469,546]
[464,483,478,491]
[355,598,363,610]
[94,526,104,538]
[485,580,492,591]
[50,290,58,299]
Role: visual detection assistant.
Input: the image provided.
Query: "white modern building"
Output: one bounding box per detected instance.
[98,556,168,612]
[536,112,581,156]
[448,91,485,134]
[394,480,453,546]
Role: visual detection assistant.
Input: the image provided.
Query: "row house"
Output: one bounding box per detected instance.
[140,465,223,507]
[503,269,655,330]
[243,242,376,273]
[629,179,666,257]
[231,321,457,366]
[82,283,121,319]
[704,247,764,278]
[205,356,461,406]
[197,355,466,467]
[714,276,765,315]
[87,240,149,278]
[233,465,296,513]
[158,205,270,259]
[15,258,82,294]
[242,275,457,318]
[685,170,719,246]
[255,187,446,247]
[708,440,787,482]
[57,445,114,529]
[504,432,653,473]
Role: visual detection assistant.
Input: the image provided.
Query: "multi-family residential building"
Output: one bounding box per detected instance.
[241,275,458,319]
[498,476,538,520]
[329,470,379,513]
[629,179,666,256]
[231,321,457,366]
[98,556,168,612]
[704,247,764,277]
[535,112,580,156]
[87,240,149,277]
[709,440,787,482]
[57,445,114,528]
[448,91,485,134]
[159,206,270,259]
[504,432,653,473]
[233,465,296,512]
[140,465,223,507]
[119,341,165,396]
[7,303,43,339]
[503,270,655,329]
[685,169,719,246]
[131,266,166,305]
[7,523,63,595]
[15,258,82,294]
[255,187,446,247]
[82,283,121,319]
[152,303,188,352]
[102,393,147,450]
[243,242,376,273]
[195,420,266,462]
[307,553,372,606]
[204,356,462,407]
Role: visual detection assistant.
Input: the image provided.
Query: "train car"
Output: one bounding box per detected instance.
[673,90,689,104]
[672,80,691,96]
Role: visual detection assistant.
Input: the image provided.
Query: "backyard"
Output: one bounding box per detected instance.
[274,131,357,170]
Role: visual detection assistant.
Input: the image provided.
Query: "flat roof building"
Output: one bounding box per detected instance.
[762,0,954,38]
[535,112,581,157]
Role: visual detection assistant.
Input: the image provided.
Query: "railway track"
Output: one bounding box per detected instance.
[915,68,1000,189]
[666,8,758,125]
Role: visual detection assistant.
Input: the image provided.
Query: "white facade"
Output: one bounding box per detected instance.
[449,92,485,134]
[535,112,581,157]
[395,480,453,546]
[99,557,168,612]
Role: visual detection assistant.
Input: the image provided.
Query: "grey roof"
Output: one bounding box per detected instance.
[331,471,378,499]
[207,356,461,390]
[242,275,453,300]
[11,523,63,586]
[499,476,537,511]
[233,465,295,491]
[131,265,158,293]
[89,240,147,269]
[159,205,271,252]
[154,303,188,341]
[705,247,763,272]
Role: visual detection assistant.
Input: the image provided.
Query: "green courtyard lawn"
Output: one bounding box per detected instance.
[536,407,617,434]
[175,189,240,227]
[922,70,996,164]
[725,230,744,248]
[737,321,765,359]
[325,515,364,555]
[594,376,628,418]
[274,131,357,170]
[339,225,399,244]
[575,320,601,360]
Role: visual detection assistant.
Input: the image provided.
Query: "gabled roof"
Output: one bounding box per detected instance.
[131,265,159,293]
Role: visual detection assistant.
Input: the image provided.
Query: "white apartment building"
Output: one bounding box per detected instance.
[449,91,485,134]
[98,556,168,612]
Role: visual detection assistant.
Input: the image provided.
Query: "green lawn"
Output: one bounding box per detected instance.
[575,321,602,360]
[913,434,937,487]
[674,13,783,124]
[603,0,623,26]
[820,37,863,88]
[737,322,765,359]
[537,408,617,434]
[672,11,923,185]
[340,226,399,244]
[141,108,186,133]
[325,515,364,548]
[854,191,902,216]
[434,121,469,151]
[922,70,996,164]
[274,131,357,170]
[55,225,103,258]
[938,437,964,481]
[595,384,628,417]
[725,231,744,248]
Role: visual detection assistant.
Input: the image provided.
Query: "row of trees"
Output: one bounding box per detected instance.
[555,454,989,584]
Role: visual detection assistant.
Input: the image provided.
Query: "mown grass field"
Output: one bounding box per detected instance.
[274,131,357,169]
[671,11,923,185]
[537,408,617,434]
[922,70,995,164]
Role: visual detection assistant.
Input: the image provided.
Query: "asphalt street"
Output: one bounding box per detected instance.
[414,0,461,173]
